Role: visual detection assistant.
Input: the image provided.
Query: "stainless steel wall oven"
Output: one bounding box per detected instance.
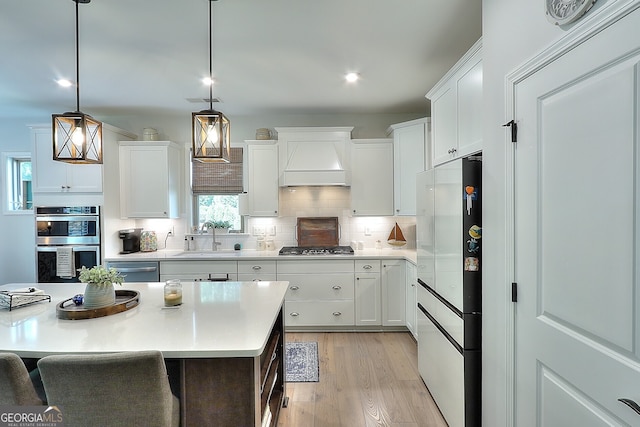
[35,206,101,283]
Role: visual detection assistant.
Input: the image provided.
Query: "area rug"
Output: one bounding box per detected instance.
[285,341,319,382]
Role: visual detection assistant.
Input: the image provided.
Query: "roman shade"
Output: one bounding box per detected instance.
[191,147,243,195]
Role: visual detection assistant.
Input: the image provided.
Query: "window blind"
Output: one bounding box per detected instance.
[191,147,243,195]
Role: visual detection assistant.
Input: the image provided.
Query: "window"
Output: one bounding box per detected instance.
[191,147,243,231]
[3,152,32,213]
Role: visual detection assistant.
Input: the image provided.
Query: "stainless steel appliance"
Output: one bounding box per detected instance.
[416,156,481,427]
[118,228,142,254]
[105,261,160,282]
[35,206,101,283]
[278,217,353,255]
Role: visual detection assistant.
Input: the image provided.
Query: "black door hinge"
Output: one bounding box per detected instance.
[503,120,518,143]
[511,282,518,302]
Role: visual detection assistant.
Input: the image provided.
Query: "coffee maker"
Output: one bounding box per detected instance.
[119,228,143,254]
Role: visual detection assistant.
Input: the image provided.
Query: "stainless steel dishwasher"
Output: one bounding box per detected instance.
[105,261,160,282]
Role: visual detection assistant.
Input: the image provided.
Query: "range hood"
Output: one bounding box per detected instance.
[277,127,353,187]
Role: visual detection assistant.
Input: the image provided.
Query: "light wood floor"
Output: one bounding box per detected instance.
[277,332,447,427]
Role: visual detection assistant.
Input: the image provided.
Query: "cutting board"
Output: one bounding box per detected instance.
[296,217,339,247]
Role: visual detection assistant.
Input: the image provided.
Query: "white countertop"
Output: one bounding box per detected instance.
[0,281,288,359]
[105,248,417,264]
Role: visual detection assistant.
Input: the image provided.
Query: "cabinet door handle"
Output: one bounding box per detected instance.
[618,398,640,416]
[289,312,299,317]
[332,311,342,316]
[332,285,342,290]
[289,285,299,290]
[252,265,262,270]
[363,264,372,270]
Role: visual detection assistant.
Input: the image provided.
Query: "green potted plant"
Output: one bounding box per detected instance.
[213,220,232,233]
[78,265,124,309]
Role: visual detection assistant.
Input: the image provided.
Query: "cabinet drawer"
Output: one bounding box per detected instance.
[238,260,276,275]
[277,259,354,274]
[280,273,354,300]
[285,301,354,326]
[160,273,238,282]
[355,260,380,273]
[237,273,276,282]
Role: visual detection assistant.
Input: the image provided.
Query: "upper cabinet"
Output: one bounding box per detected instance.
[350,139,394,216]
[245,140,279,216]
[427,38,482,166]
[31,126,102,194]
[387,118,428,215]
[118,141,181,218]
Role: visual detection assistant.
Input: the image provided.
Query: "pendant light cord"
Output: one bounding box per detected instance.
[208,0,213,111]
[75,0,81,113]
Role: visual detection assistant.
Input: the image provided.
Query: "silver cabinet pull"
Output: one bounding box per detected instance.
[289,312,299,317]
[332,285,342,290]
[332,311,342,316]
[289,285,299,290]
[363,264,372,270]
[619,398,640,416]
[252,265,262,270]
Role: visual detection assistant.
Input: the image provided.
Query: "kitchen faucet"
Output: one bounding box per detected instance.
[201,221,221,251]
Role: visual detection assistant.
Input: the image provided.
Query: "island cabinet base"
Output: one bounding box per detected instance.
[179,308,286,427]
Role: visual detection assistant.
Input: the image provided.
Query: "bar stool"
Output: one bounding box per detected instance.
[38,350,179,427]
[0,352,44,405]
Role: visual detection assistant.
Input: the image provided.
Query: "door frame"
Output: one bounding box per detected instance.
[503,1,640,425]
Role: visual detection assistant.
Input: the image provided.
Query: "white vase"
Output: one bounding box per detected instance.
[83,283,116,309]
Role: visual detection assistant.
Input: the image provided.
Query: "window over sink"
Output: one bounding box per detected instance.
[191,147,244,232]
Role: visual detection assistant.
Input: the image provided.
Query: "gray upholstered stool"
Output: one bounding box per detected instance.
[0,352,44,405]
[38,350,179,427]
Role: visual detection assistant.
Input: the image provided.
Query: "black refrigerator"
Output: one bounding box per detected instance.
[416,155,481,427]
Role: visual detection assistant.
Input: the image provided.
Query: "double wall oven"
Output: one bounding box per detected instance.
[35,206,101,283]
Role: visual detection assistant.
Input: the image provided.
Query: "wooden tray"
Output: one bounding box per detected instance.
[296,217,339,247]
[56,290,140,320]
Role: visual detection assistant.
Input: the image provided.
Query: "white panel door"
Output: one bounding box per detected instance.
[514,8,640,426]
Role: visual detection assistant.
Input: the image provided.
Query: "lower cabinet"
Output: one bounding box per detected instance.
[354,260,381,326]
[406,262,418,339]
[180,307,285,427]
[382,259,406,327]
[238,260,277,282]
[278,260,355,327]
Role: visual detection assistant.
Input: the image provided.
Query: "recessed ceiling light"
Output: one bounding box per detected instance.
[56,79,73,87]
[345,72,359,83]
[202,77,214,86]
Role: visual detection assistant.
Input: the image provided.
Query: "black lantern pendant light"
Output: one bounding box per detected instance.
[52,0,102,164]
[192,0,230,163]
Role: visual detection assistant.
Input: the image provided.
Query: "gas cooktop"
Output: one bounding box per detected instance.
[278,246,354,256]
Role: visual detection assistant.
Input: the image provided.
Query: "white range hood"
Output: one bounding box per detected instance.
[276,127,353,187]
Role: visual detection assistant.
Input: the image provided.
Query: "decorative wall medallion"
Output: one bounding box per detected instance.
[546,0,597,26]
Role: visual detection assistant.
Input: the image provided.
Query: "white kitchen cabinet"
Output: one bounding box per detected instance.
[427,38,482,166]
[381,259,406,327]
[119,141,181,218]
[31,126,102,193]
[350,139,393,216]
[354,260,381,326]
[387,118,428,215]
[278,260,355,328]
[245,141,279,216]
[237,260,276,281]
[159,260,238,282]
[405,262,418,339]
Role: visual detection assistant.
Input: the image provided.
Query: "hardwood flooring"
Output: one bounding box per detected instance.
[277,332,447,427]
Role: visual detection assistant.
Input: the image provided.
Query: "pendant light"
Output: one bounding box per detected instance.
[52,0,102,164]
[192,0,230,163]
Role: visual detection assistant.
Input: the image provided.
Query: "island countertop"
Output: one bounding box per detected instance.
[0,281,288,359]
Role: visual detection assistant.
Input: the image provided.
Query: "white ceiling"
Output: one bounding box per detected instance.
[0,0,482,120]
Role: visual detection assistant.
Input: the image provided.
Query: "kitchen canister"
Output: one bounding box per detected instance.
[142,127,159,141]
[140,231,158,252]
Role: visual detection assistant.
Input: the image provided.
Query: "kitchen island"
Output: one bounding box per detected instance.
[0,281,288,427]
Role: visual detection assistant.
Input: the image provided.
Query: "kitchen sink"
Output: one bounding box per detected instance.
[171,250,240,258]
